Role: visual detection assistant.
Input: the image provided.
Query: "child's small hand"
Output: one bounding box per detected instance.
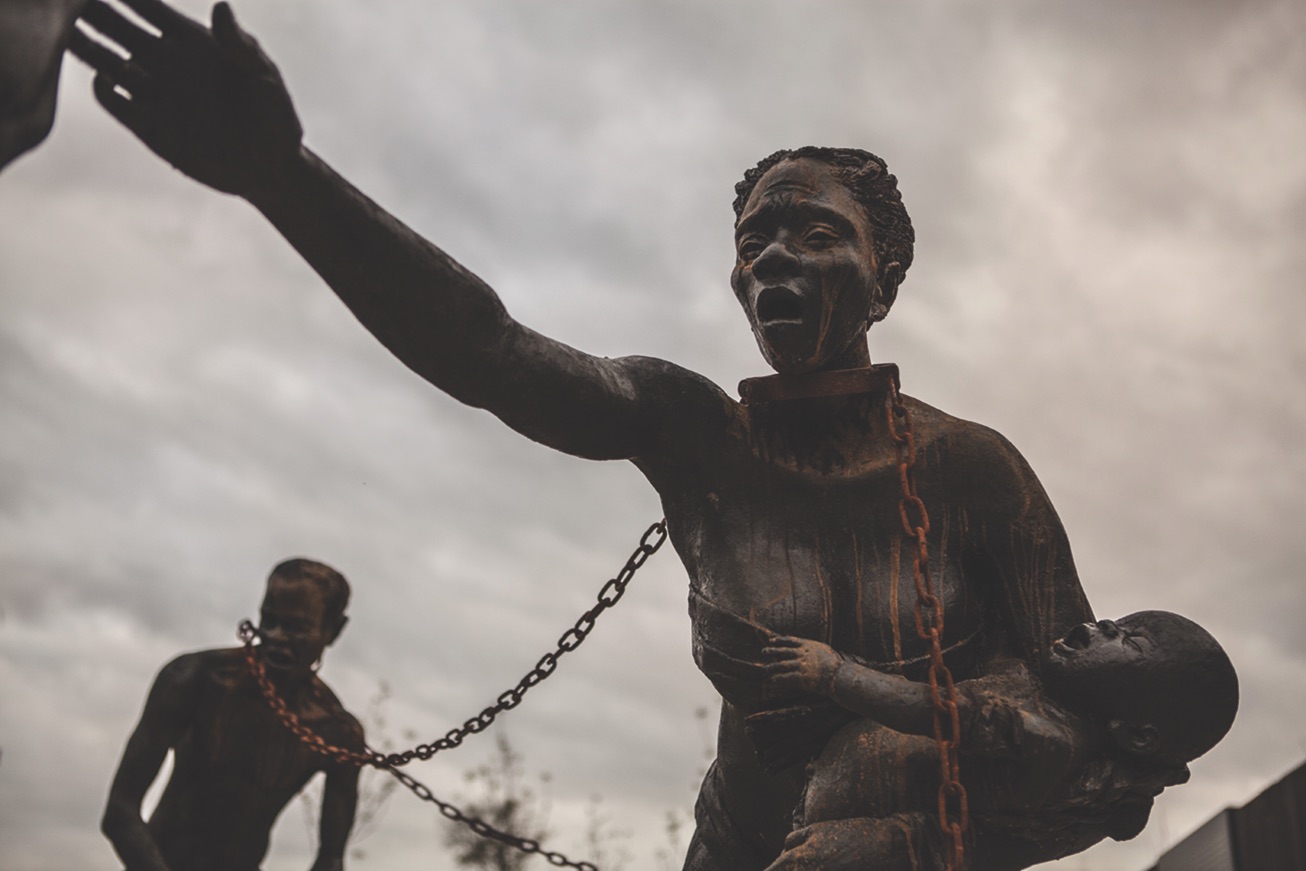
[761,635,842,696]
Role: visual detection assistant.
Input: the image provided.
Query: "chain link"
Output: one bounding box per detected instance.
[238,519,668,771]
[384,766,599,870]
[886,380,969,870]
[238,519,667,871]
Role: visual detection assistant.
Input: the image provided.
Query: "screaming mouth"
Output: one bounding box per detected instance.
[756,286,804,325]
[1059,623,1093,651]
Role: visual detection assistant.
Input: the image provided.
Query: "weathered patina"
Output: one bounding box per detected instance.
[71,3,1237,867]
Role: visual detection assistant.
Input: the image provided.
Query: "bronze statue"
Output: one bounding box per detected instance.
[102,559,364,871]
[69,2,1235,867]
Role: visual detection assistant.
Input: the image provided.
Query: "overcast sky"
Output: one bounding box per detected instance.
[1,1,1304,869]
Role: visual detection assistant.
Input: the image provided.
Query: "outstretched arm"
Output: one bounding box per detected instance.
[69,0,714,461]
[101,654,200,871]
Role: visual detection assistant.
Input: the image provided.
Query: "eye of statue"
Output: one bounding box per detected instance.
[737,237,766,262]
[804,226,839,248]
[1124,632,1152,654]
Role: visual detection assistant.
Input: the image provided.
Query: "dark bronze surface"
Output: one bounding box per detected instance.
[68,3,1238,868]
[102,561,363,871]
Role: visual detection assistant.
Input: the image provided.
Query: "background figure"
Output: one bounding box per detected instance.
[102,558,364,871]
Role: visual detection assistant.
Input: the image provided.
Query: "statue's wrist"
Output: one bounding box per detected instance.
[824,655,849,698]
[244,143,312,209]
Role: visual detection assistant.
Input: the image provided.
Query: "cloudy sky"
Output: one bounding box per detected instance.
[1,0,1303,869]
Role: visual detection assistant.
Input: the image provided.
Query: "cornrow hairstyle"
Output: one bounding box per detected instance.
[733,146,915,288]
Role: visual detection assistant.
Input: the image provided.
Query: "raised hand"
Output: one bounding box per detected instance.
[761,635,843,697]
[68,0,302,196]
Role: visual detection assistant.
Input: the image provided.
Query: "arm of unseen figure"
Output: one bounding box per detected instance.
[101,654,201,871]
[310,760,360,871]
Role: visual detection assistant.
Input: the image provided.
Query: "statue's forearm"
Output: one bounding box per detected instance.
[102,799,171,871]
[247,147,513,407]
[242,147,674,461]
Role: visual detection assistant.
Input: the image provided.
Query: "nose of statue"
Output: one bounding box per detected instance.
[751,240,800,283]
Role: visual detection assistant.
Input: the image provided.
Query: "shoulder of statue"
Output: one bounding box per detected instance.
[910,404,1046,507]
[626,355,738,420]
[161,646,242,682]
[306,677,365,746]
[904,398,1019,459]
[619,354,742,467]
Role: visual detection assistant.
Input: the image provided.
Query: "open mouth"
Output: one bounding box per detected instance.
[755,286,805,325]
[262,645,296,669]
[1055,623,1094,653]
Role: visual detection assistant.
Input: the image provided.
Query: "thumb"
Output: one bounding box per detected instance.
[211,2,261,64]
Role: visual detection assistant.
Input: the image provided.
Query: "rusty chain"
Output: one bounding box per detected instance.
[239,378,966,865]
[236,660,603,871]
[384,765,599,870]
[238,519,667,871]
[238,518,669,769]
[886,379,969,871]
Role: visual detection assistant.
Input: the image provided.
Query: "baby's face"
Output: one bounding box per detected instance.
[1046,617,1155,677]
[1046,611,1235,765]
[1043,615,1166,715]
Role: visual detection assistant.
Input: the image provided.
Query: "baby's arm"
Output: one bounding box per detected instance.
[762,636,941,737]
[763,637,1074,762]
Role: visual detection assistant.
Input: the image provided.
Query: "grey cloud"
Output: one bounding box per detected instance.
[3,2,1303,869]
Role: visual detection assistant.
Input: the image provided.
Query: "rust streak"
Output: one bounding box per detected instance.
[889,534,903,661]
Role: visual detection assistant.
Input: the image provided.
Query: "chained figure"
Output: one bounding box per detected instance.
[101,559,364,871]
[756,611,1238,870]
[66,2,1225,868]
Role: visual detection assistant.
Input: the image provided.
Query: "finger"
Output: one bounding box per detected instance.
[71,28,155,99]
[211,2,261,65]
[770,636,805,648]
[68,25,122,72]
[81,1,157,56]
[762,647,801,661]
[92,73,147,130]
[114,0,196,35]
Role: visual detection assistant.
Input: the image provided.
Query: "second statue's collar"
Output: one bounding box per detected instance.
[738,364,900,406]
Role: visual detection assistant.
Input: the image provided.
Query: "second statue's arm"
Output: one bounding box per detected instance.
[71,0,709,461]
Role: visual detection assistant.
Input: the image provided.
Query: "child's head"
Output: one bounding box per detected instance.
[1044,611,1237,766]
[257,558,351,677]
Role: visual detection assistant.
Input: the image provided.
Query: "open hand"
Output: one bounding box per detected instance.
[68,0,301,196]
[761,635,842,697]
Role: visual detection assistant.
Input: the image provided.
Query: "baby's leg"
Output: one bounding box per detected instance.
[762,813,946,871]
[800,721,940,826]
